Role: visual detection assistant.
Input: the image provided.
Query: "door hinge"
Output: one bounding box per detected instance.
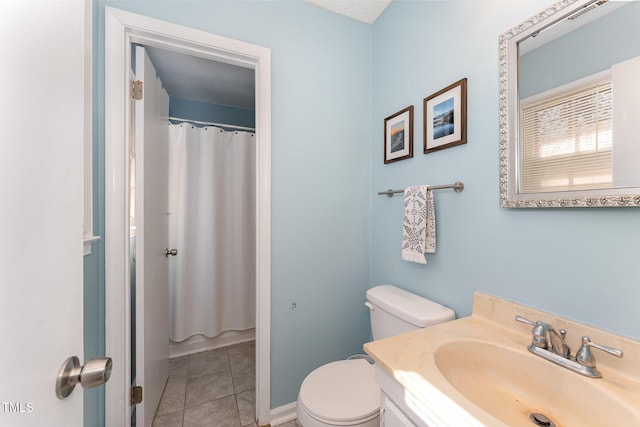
[131,385,143,405]
[132,80,143,100]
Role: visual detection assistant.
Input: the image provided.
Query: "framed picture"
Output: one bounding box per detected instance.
[384,105,414,164]
[423,78,467,154]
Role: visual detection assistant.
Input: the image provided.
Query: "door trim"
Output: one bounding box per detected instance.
[104,7,272,426]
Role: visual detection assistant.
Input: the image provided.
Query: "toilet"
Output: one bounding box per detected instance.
[296,284,455,427]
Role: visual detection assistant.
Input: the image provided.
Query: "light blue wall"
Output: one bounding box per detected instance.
[169,97,255,129]
[84,248,104,427]
[94,0,373,415]
[371,0,640,340]
[520,2,640,98]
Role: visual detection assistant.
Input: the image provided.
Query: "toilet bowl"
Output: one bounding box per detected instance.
[297,359,380,427]
[296,285,455,427]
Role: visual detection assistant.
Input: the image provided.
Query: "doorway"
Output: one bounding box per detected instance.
[105,7,272,427]
[132,43,257,426]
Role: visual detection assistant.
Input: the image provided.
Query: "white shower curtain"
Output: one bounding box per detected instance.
[168,123,256,342]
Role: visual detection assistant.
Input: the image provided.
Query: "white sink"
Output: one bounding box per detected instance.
[434,340,640,426]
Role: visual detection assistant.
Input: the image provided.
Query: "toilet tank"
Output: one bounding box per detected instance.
[366,284,455,340]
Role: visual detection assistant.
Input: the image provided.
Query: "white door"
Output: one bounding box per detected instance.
[0,1,86,426]
[134,46,171,427]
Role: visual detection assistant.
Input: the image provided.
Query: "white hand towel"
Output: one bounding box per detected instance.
[402,185,436,264]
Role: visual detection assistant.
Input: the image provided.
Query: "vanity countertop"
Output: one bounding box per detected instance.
[363,292,640,427]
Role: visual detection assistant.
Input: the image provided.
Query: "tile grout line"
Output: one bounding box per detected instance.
[228,347,245,427]
[181,355,189,426]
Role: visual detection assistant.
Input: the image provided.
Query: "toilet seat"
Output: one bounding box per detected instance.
[298,359,380,425]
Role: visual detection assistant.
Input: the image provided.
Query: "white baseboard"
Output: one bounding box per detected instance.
[169,329,256,358]
[269,401,297,426]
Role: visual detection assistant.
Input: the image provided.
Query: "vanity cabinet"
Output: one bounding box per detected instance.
[375,365,432,427]
[380,393,415,427]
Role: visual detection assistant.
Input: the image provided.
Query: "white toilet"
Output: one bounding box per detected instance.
[296,284,455,427]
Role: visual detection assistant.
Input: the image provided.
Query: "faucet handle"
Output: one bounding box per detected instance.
[515,315,549,349]
[575,336,623,368]
[515,315,536,326]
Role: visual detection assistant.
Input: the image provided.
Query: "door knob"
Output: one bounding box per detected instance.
[56,356,112,399]
[165,248,178,257]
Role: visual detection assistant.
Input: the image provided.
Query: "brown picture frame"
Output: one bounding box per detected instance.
[423,78,467,154]
[384,105,414,164]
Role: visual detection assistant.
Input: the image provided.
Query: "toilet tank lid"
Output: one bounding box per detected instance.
[366,284,455,327]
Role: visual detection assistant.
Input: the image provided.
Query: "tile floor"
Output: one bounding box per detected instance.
[152,340,281,427]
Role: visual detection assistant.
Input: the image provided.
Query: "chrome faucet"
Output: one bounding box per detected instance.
[516,315,570,358]
[515,315,623,378]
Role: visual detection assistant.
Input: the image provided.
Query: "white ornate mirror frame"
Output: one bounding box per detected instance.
[499,0,640,208]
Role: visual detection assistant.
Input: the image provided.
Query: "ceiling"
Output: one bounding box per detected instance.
[145,0,391,111]
[145,46,256,110]
[305,0,392,24]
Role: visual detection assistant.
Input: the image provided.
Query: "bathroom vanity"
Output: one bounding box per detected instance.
[364,292,640,427]
[374,366,436,427]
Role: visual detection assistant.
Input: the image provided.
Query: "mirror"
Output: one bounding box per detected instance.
[499,0,640,207]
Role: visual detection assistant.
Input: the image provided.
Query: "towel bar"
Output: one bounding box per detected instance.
[377,181,464,197]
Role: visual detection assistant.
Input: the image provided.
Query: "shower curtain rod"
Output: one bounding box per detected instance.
[169,116,256,132]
